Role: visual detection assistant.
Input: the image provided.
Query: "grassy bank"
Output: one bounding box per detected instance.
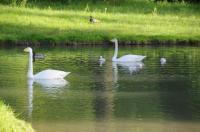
[0,101,34,132]
[0,0,200,44]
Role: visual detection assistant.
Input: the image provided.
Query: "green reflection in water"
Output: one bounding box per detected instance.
[0,46,200,132]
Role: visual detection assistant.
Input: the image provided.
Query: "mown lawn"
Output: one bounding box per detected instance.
[0,0,200,43]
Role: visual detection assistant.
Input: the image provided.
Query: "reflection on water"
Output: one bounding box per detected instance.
[33,120,200,132]
[28,79,33,120]
[0,46,200,132]
[112,61,144,75]
[112,61,144,87]
[34,79,68,89]
[99,60,105,67]
[27,78,69,120]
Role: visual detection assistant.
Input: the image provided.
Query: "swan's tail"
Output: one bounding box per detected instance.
[52,70,70,78]
[140,56,146,61]
[61,72,71,78]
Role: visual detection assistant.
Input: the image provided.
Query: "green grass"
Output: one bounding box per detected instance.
[0,0,200,43]
[0,101,34,132]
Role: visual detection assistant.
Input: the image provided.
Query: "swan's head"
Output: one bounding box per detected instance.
[24,47,32,53]
[110,38,118,43]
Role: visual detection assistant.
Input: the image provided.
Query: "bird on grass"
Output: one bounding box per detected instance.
[89,16,100,23]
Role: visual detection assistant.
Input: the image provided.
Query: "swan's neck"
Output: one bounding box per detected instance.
[28,51,34,79]
[112,40,118,61]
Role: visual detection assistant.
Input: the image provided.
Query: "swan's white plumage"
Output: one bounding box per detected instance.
[34,69,70,79]
[111,38,146,62]
[115,54,146,62]
[24,47,70,79]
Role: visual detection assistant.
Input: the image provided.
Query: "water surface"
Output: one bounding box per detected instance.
[0,45,200,132]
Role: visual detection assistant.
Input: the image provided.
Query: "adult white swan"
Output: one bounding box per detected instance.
[24,47,70,79]
[111,38,146,62]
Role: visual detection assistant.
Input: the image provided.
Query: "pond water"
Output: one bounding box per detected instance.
[0,45,200,132]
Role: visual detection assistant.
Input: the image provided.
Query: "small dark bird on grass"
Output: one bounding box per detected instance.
[89,16,100,23]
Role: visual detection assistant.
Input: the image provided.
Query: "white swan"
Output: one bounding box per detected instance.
[111,38,146,62]
[160,58,166,65]
[24,47,70,79]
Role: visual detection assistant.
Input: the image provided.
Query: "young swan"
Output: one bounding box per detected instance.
[24,47,70,79]
[99,56,106,62]
[160,58,166,65]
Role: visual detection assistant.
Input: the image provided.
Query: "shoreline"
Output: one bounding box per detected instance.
[0,101,34,132]
[1,2,199,48]
[1,40,200,47]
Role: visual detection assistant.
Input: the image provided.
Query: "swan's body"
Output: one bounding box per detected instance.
[113,54,145,62]
[34,69,70,79]
[24,47,70,79]
[111,38,146,62]
[160,58,166,65]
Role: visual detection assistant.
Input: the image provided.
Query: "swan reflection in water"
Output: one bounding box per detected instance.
[27,79,33,119]
[112,61,144,83]
[27,78,69,119]
[34,79,68,88]
[112,61,144,74]
[99,59,106,67]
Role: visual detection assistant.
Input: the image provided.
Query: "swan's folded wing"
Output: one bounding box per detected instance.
[118,55,146,62]
[34,69,70,79]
